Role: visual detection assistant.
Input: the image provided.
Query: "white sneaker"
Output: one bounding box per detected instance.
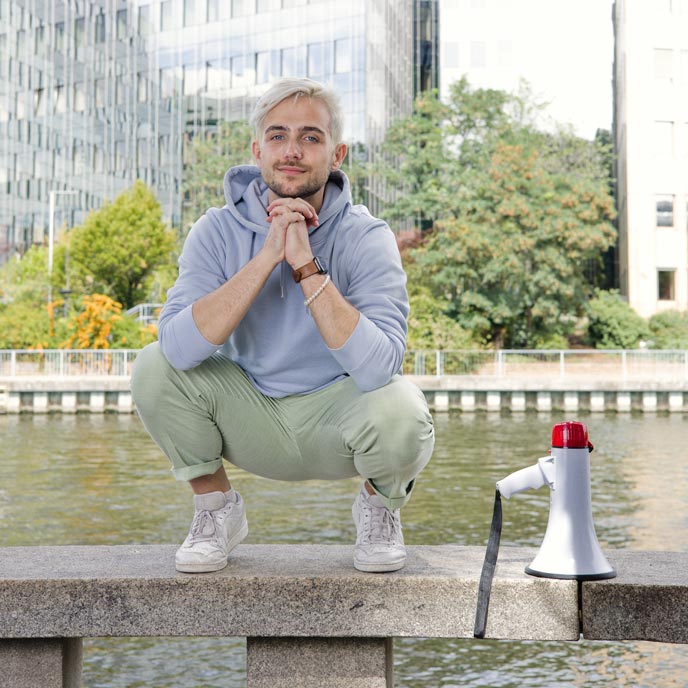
[175,490,248,573]
[352,485,406,573]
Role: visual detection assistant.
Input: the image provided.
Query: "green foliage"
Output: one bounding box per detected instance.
[406,283,475,350]
[342,142,369,207]
[586,289,650,349]
[379,78,617,348]
[182,120,253,232]
[0,245,52,307]
[648,310,688,349]
[375,89,453,229]
[0,302,51,349]
[67,180,176,309]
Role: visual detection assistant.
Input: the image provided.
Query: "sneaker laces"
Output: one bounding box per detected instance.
[361,502,401,545]
[187,509,220,545]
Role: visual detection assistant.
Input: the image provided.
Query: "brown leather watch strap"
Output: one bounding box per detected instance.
[292,257,326,283]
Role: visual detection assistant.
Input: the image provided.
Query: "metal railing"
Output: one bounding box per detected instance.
[125,303,163,326]
[2,349,688,381]
[0,350,139,377]
[402,349,688,381]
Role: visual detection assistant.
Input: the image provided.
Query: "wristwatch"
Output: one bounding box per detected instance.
[292,257,328,283]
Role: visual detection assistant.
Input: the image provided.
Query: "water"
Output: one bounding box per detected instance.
[2,412,688,687]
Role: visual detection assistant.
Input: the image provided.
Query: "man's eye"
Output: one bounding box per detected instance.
[304,136,319,143]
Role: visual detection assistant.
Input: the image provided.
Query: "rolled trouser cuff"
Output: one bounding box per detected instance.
[171,458,225,482]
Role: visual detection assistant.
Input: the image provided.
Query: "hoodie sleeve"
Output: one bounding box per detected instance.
[327,221,409,392]
[157,214,228,370]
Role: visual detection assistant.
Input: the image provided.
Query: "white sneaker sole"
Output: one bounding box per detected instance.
[175,519,249,574]
[353,556,406,573]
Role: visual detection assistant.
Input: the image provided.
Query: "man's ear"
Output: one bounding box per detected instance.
[331,142,347,170]
[251,140,261,162]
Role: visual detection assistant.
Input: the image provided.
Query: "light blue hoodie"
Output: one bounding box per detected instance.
[158,165,409,397]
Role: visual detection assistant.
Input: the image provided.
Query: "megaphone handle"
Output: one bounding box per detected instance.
[474,488,502,638]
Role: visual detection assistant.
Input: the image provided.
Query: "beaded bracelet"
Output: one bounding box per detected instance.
[304,274,331,312]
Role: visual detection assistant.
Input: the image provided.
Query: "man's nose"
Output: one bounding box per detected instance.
[283,138,302,159]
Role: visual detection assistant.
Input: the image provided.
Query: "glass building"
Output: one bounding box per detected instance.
[1,0,437,262]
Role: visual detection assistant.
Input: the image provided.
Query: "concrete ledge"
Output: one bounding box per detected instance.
[0,544,578,641]
[581,550,688,644]
[2,545,686,686]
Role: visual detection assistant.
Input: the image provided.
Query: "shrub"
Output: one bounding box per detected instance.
[648,310,688,349]
[586,289,649,349]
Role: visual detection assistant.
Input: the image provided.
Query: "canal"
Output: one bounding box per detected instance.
[1,412,687,687]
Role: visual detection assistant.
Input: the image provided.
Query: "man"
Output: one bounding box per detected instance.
[131,77,434,574]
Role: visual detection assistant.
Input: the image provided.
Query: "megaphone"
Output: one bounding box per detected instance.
[497,420,615,580]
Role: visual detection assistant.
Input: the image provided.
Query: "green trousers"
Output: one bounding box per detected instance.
[131,343,434,510]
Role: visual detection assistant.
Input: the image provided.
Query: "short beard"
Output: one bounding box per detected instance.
[266,180,325,201]
[264,167,331,201]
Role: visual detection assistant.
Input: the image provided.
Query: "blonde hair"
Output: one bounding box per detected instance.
[250,78,344,145]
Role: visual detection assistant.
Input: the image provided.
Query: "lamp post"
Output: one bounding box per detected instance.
[48,189,78,303]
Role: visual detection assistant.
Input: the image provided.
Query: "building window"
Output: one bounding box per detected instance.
[55,22,64,51]
[138,6,151,36]
[653,121,674,156]
[95,12,105,43]
[656,195,674,226]
[470,41,486,68]
[53,84,66,114]
[334,38,352,74]
[74,18,85,61]
[34,24,45,55]
[232,55,253,88]
[184,0,207,26]
[184,64,206,95]
[208,0,219,21]
[137,73,148,103]
[256,51,271,84]
[257,0,279,10]
[232,0,254,16]
[116,77,125,106]
[307,42,329,78]
[117,9,127,38]
[160,67,179,98]
[34,88,45,116]
[73,82,86,112]
[207,59,228,92]
[281,47,296,77]
[161,1,173,31]
[443,41,460,69]
[95,78,105,108]
[654,48,673,82]
[658,270,676,300]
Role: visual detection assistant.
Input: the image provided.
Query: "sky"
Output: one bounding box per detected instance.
[517,0,616,138]
[441,0,616,139]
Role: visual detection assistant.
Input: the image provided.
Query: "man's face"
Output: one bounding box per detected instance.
[252,96,347,207]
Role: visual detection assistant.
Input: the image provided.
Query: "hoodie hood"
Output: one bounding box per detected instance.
[223,164,352,238]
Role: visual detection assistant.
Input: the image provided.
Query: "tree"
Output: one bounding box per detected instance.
[58,293,156,350]
[375,89,452,230]
[378,78,617,348]
[182,120,253,232]
[67,181,176,309]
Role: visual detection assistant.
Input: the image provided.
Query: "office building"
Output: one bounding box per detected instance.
[614,0,688,316]
[0,0,437,261]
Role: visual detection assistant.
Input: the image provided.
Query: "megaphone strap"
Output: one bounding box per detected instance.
[473,488,502,639]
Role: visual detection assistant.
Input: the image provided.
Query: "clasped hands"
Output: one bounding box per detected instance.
[263,197,319,271]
